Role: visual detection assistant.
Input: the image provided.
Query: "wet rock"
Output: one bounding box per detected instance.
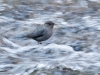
[0,0,100,75]
[30,68,80,75]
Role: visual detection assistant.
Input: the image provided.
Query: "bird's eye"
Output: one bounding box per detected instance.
[45,21,54,26]
[47,23,51,25]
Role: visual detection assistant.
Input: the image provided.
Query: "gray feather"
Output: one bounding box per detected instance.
[21,21,55,43]
[27,28,47,39]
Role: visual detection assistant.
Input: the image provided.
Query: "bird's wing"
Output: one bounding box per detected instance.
[27,28,47,38]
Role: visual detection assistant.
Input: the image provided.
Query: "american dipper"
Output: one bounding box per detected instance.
[27,21,55,44]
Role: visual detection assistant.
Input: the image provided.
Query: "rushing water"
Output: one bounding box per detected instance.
[0,0,100,75]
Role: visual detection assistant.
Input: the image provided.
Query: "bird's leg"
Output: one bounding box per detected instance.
[38,42,42,45]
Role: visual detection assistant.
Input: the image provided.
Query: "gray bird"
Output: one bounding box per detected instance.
[26,21,55,44]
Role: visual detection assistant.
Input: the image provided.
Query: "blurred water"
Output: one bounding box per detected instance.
[0,0,100,75]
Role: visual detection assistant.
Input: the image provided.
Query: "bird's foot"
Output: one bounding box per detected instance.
[38,42,42,45]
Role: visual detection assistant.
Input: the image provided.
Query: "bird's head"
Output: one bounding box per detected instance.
[44,21,56,28]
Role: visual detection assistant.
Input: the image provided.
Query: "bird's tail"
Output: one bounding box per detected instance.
[16,34,29,40]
